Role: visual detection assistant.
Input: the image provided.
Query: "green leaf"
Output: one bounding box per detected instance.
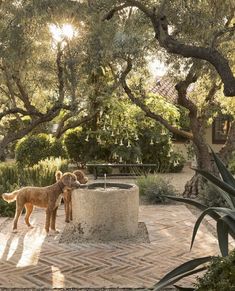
[164,195,207,211]
[154,256,212,287]
[193,168,235,197]
[191,207,235,251]
[153,266,208,291]
[164,195,221,221]
[174,286,195,290]
[217,217,229,257]
[220,215,235,239]
[209,146,235,188]
[217,188,235,209]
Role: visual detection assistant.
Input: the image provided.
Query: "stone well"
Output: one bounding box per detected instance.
[71,183,139,241]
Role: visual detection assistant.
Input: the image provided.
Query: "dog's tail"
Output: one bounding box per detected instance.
[55,170,63,181]
[2,190,18,203]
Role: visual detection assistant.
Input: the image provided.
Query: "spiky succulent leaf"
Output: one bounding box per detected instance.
[164,195,221,221]
[164,195,207,211]
[191,207,235,255]
[153,261,209,291]
[209,147,235,188]
[156,256,212,284]
[174,286,196,290]
[217,217,229,257]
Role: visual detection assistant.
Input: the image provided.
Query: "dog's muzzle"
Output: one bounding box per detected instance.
[73,181,81,188]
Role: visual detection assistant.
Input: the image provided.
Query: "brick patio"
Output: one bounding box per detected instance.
[0,202,220,290]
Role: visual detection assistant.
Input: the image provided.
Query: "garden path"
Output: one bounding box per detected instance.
[0,203,220,289]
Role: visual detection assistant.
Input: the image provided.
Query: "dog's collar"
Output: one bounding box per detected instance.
[57,181,64,193]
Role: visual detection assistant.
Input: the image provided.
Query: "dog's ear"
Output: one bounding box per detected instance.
[62,172,80,188]
[55,170,63,181]
[73,170,85,178]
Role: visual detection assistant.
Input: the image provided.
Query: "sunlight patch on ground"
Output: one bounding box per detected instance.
[51,266,65,288]
[16,228,46,267]
[0,235,19,260]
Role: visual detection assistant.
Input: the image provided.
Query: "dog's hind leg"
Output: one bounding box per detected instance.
[24,203,34,228]
[13,201,24,232]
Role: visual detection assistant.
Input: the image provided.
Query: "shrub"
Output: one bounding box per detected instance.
[49,139,67,159]
[168,151,186,173]
[136,175,176,204]
[0,162,19,193]
[195,250,235,291]
[0,199,16,217]
[18,157,69,187]
[15,134,67,167]
[15,134,51,166]
[0,163,20,217]
[64,128,111,164]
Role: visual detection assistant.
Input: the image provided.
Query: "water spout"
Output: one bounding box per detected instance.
[104,173,107,190]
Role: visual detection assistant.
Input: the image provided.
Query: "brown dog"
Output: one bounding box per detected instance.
[55,170,88,223]
[2,172,80,233]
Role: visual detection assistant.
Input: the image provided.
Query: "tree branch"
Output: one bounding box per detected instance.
[55,111,98,139]
[56,43,65,103]
[0,108,29,120]
[12,73,43,117]
[211,26,235,48]
[120,58,193,140]
[175,65,198,117]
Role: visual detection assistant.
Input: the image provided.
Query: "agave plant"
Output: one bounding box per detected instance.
[153,149,235,291]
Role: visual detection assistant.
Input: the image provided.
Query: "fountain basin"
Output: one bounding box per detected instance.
[71,183,139,241]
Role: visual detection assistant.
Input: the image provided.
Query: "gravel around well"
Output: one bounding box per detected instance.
[59,222,150,244]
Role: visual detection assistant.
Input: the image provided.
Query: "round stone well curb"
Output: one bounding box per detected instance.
[71,183,139,241]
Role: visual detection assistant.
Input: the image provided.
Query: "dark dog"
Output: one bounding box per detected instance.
[55,170,88,223]
[2,172,80,233]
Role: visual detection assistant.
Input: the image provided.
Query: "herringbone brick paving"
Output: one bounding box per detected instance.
[0,202,221,289]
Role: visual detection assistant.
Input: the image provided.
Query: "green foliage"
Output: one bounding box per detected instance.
[15,134,67,167]
[64,124,185,173]
[0,199,16,218]
[195,250,235,291]
[136,175,176,204]
[0,162,19,193]
[15,134,51,167]
[0,163,19,217]
[64,128,111,164]
[18,158,69,187]
[49,139,67,159]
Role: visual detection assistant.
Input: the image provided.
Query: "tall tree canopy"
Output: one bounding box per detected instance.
[0,0,100,158]
[103,0,235,96]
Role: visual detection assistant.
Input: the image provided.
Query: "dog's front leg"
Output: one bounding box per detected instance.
[50,207,59,233]
[69,201,73,221]
[64,196,70,223]
[45,207,52,233]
